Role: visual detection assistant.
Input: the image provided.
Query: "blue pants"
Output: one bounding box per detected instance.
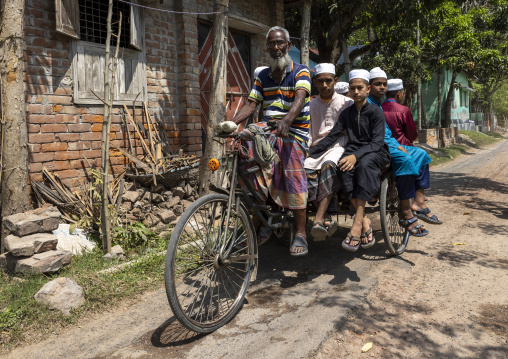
[395,164,430,200]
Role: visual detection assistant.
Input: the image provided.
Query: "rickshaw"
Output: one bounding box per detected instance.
[164,122,408,333]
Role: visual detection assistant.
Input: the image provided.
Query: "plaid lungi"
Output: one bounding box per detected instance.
[239,126,308,210]
[306,160,340,213]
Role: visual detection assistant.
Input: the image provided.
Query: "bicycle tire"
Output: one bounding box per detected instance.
[380,171,409,256]
[164,193,256,333]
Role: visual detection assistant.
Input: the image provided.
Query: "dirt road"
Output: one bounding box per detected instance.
[4,139,508,359]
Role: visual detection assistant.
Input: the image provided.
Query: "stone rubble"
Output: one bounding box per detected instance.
[34,277,85,315]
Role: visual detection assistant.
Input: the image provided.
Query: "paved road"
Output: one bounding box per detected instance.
[5,139,508,359]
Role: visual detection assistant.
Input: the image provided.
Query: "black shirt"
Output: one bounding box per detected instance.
[308,101,388,160]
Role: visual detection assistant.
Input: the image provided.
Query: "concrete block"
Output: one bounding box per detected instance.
[5,233,58,257]
[3,206,61,237]
[14,250,72,274]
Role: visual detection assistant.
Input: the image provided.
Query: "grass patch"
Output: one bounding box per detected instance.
[429,145,470,167]
[484,131,504,139]
[0,232,171,350]
[458,130,501,147]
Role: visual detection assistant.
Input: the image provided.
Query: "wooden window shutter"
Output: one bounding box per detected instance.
[130,5,144,50]
[55,0,80,39]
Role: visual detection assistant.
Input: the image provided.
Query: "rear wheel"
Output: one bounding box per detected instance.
[380,171,409,256]
[164,193,256,333]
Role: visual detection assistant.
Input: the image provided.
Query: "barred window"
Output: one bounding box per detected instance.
[78,0,131,48]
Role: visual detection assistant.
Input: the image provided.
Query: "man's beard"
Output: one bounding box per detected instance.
[270,53,291,72]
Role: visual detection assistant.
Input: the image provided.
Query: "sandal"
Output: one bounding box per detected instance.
[257,226,272,246]
[310,222,328,241]
[342,232,361,252]
[399,216,429,237]
[360,228,376,249]
[412,208,442,224]
[324,216,338,238]
[290,234,308,257]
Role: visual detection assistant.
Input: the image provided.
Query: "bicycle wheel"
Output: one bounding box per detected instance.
[164,193,257,333]
[380,171,409,256]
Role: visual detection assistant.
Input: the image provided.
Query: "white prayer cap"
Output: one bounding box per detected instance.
[387,79,403,91]
[315,63,336,76]
[349,69,370,83]
[253,66,268,78]
[369,67,387,80]
[334,82,349,94]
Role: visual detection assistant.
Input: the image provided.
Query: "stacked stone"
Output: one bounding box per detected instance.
[119,179,196,231]
[0,206,71,274]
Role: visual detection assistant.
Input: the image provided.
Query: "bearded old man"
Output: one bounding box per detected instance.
[232,26,312,256]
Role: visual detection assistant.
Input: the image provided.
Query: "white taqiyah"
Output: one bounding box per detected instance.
[349,69,370,83]
[334,82,349,94]
[369,67,387,80]
[315,63,336,76]
[387,79,403,91]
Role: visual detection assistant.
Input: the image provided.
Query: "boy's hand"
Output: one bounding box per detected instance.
[338,155,357,171]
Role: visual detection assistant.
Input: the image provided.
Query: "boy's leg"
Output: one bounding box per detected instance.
[410,165,441,222]
[396,175,427,234]
[291,208,307,254]
[343,198,366,247]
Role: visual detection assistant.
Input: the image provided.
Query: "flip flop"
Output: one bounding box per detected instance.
[290,234,308,257]
[360,228,376,249]
[342,232,361,252]
[399,216,429,237]
[310,222,328,241]
[324,217,339,238]
[412,208,442,224]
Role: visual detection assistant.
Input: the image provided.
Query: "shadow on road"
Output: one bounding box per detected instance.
[151,317,207,348]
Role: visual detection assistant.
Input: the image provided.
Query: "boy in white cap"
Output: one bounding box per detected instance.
[382,79,418,146]
[334,82,350,96]
[368,68,441,236]
[305,63,353,240]
[308,69,390,251]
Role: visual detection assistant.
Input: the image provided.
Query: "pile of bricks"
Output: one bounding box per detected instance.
[0,205,72,274]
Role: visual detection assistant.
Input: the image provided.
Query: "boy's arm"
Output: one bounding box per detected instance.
[308,110,345,158]
[353,108,386,159]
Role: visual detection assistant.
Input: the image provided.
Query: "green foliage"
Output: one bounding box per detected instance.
[111,222,158,250]
[492,81,508,120]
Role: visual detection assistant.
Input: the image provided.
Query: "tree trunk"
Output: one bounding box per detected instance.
[0,0,30,251]
[437,69,442,128]
[299,0,311,67]
[100,0,114,254]
[198,0,229,196]
[444,70,458,128]
[341,37,350,80]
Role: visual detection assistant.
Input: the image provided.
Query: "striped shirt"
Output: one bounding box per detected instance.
[248,61,311,143]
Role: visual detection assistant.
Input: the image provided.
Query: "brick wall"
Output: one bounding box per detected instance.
[439,127,458,148]
[418,129,439,148]
[24,0,283,189]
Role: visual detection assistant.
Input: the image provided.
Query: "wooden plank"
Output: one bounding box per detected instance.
[55,0,80,39]
[112,146,151,172]
[130,5,144,50]
[144,102,157,159]
[122,103,155,163]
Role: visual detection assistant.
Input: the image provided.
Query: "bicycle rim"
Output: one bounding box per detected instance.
[164,194,256,333]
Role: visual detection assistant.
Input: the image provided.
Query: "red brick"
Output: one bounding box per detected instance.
[82,114,103,123]
[80,132,101,141]
[27,84,48,94]
[30,173,43,183]
[29,144,41,153]
[41,124,67,133]
[28,124,41,133]
[68,142,90,151]
[69,159,89,169]
[91,141,102,150]
[28,114,54,124]
[47,95,72,105]
[53,169,78,179]
[55,133,80,142]
[41,143,68,152]
[27,104,44,113]
[29,162,43,173]
[55,114,79,124]
[68,124,91,132]
[29,133,55,143]
[45,161,70,171]
[55,151,82,161]
[30,152,54,162]
[91,124,102,132]
[80,150,101,158]
[53,87,72,96]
